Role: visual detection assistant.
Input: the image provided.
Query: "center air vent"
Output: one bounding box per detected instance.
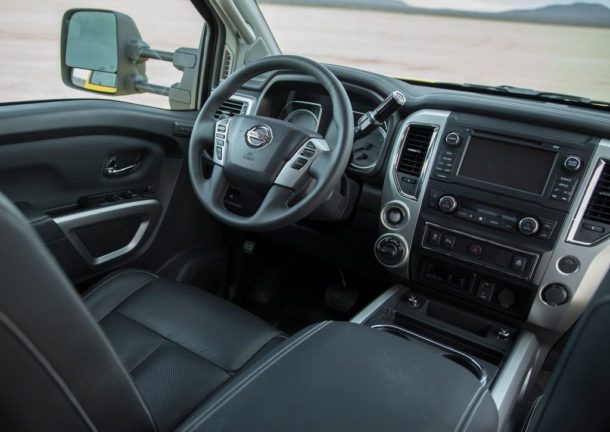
[584,161,610,224]
[214,98,249,120]
[397,124,436,178]
[395,124,436,198]
[569,160,610,245]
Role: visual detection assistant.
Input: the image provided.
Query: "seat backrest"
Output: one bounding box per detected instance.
[0,193,156,432]
[526,283,610,432]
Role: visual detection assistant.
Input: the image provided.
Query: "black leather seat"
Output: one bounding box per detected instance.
[0,193,283,431]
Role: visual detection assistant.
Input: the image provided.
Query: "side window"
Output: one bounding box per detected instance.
[0,1,205,110]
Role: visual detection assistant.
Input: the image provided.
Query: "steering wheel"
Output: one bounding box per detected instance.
[188,55,354,232]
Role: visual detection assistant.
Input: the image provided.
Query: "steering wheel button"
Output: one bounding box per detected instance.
[305,142,316,150]
[301,149,315,157]
[215,139,225,147]
[215,133,225,139]
[215,147,223,160]
[217,125,227,132]
[291,157,308,170]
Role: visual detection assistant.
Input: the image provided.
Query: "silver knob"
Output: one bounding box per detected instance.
[518,217,540,236]
[438,195,459,214]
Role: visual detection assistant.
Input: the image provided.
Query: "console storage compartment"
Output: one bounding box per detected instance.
[184,321,498,432]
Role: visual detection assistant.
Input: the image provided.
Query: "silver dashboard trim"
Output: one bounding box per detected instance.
[54,199,161,266]
[528,139,610,333]
[491,331,539,431]
[350,285,402,324]
[380,110,452,276]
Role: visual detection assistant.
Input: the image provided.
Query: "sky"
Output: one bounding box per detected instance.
[401,0,610,12]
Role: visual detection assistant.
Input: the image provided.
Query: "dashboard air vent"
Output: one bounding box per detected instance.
[583,161,610,224]
[214,98,248,120]
[397,124,436,178]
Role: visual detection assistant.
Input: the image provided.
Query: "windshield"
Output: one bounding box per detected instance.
[258,0,610,103]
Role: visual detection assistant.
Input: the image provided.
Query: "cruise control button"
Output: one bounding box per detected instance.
[215,138,225,146]
[215,147,223,160]
[301,148,315,158]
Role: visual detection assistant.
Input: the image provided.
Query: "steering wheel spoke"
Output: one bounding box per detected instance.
[275,138,330,189]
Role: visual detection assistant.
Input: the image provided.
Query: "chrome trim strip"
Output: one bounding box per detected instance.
[380,110,451,277]
[371,324,488,386]
[491,331,539,431]
[54,199,161,266]
[421,222,540,281]
[350,286,402,324]
[566,158,607,245]
[392,123,439,200]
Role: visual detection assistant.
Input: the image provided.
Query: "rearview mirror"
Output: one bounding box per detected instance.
[61,9,146,95]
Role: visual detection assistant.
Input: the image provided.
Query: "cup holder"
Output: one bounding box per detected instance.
[371,324,487,385]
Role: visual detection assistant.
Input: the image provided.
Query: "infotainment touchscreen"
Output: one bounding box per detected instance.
[458,136,556,195]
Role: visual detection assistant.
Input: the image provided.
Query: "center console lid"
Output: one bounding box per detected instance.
[179,321,498,432]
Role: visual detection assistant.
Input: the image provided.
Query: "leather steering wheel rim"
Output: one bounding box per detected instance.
[188,55,354,232]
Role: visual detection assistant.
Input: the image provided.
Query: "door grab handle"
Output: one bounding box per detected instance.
[104,155,141,177]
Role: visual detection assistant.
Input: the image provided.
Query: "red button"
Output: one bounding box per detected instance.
[468,244,483,257]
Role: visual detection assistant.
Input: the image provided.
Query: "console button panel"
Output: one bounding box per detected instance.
[422,223,539,280]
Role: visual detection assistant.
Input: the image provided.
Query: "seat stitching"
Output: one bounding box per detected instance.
[179,321,332,431]
[114,311,229,372]
[82,270,158,301]
[0,310,97,432]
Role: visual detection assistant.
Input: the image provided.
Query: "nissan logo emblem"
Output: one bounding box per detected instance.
[246,125,273,148]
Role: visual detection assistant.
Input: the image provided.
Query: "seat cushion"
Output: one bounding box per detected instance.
[84,269,283,432]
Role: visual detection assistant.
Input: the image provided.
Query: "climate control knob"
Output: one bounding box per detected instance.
[518,217,540,236]
[438,195,459,214]
[375,234,408,268]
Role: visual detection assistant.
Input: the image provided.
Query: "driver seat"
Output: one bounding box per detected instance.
[0,193,284,431]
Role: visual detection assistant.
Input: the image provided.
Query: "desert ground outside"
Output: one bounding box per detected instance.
[1,1,609,109]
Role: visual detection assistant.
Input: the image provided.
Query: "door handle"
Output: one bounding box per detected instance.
[104,154,142,177]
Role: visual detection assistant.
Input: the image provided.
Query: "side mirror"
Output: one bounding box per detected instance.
[61,9,146,95]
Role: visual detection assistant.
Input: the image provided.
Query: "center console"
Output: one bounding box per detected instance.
[373,109,610,429]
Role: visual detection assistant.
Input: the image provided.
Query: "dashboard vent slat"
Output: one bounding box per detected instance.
[396,124,436,178]
[584,162,610,225]
[214,98,248,120]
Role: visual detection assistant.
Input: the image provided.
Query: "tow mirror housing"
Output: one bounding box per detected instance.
[61,9,200,108]
[61,9,145,95]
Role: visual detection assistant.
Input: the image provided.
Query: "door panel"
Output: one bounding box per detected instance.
[0,99,211,284]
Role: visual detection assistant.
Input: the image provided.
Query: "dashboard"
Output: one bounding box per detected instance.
[225,65,610,343]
